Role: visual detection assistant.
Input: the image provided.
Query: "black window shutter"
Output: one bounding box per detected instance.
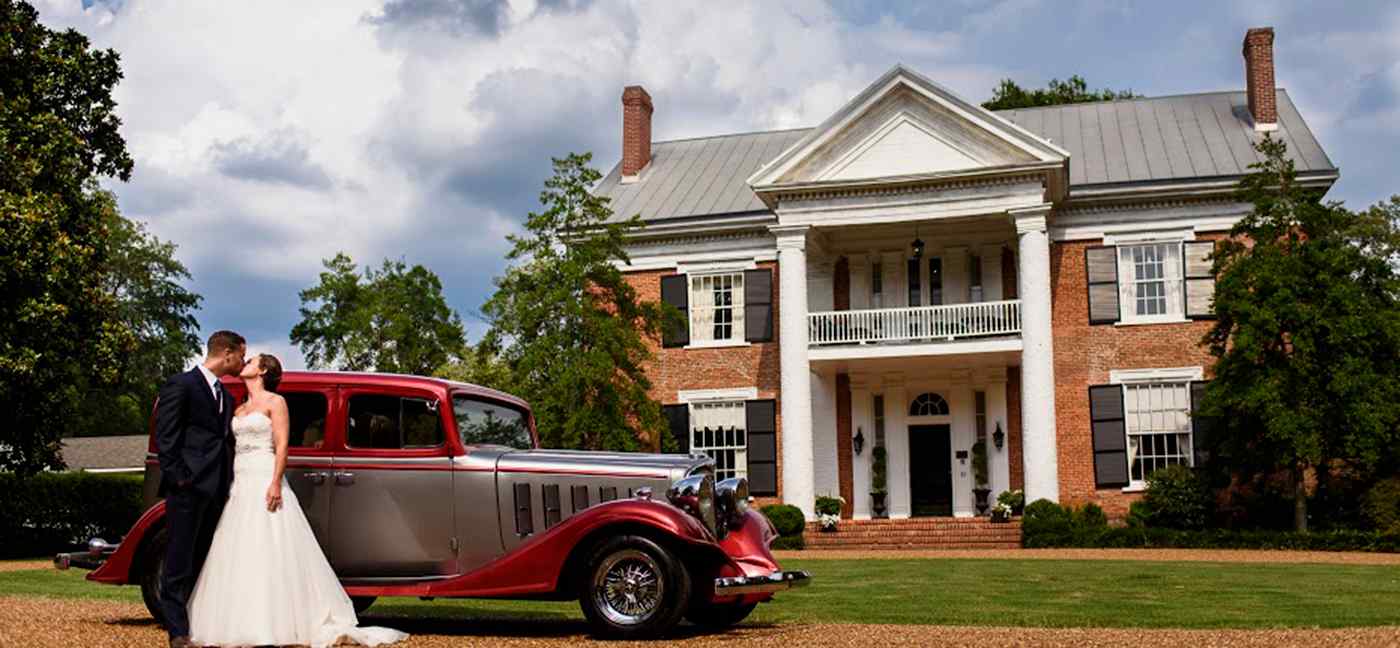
[745,399,778,496]
[1183,241,1217,319]
[1189,381,1213,467]
[1088,384,1129,488]
[660,274,689,347]
[743,268,773,342]
[663,404,690,453]
[1085,246,1120,325]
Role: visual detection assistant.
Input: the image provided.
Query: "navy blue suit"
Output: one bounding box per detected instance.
[153,367,235,638]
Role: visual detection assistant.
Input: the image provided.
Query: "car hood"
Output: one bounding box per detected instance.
[496,448,713,483]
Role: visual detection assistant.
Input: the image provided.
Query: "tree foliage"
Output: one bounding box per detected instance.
[1,0,138,473]
[981,75,1137,111]
[480,153,675,451]
[70,215,202,437]
[291,253,466,376]
[1201,135,1400,532]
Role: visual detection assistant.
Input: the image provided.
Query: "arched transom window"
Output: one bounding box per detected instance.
[909,392,950,417]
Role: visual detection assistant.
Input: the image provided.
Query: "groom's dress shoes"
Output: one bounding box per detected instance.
[169,635,193,648]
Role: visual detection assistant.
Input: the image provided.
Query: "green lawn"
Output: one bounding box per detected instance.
[5,557,1400,629]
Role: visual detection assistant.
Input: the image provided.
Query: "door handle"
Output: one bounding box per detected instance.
[334,471,356,485]
[305,471,328,485]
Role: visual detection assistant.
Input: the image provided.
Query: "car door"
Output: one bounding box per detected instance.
[328,386,457,580]
[279,385,337,552]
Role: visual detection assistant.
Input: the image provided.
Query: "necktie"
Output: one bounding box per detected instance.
[214,383,222,413]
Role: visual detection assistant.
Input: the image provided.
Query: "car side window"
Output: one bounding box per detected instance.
[282,391,329,449]
[454,395,531,449]
[346,394,444,450]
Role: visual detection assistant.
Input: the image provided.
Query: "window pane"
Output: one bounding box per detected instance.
[347,395,400,449]
[907,258,921,305]
[689,273,745,343]
[282,391,329,449]
[929,257,943,305]
[454,396,531,449]
[690,401,748,481]
[402,398,444,447]
[1123,381,1193,482]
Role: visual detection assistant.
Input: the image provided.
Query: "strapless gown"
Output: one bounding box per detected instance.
[188,412,406,647]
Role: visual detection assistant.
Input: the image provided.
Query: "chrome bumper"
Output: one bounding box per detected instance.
[54,538,118,571]
[713,570,811,596]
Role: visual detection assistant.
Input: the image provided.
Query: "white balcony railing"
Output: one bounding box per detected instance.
[808,300,1022,346]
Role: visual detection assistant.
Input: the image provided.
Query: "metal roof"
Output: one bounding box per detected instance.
[61,435,149,471]
[594,89,1335,222]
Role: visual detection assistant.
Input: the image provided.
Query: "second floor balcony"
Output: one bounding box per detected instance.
[808,299,1022,347]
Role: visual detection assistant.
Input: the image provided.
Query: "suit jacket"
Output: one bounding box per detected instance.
[155,367,235,498]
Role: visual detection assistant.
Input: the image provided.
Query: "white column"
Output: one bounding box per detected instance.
[1012,205,1060,503]
[950,370,975,517]
[884,374,911,518]
[850,374,872,520]
[984,368,1011,499]
[773,225,816,517]
[811,370,838,499]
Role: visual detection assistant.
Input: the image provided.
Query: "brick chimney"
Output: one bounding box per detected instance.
[621,85,653,179]
[1242,27,1278,132]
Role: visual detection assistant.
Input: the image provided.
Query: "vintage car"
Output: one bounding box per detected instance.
[54,372,807,638]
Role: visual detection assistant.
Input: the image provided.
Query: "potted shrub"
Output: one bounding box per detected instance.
[815,495,844,532]
[997,489,1025,517]
[991,501,1012,523]
[972,439,991,515]
[870,446,888,518]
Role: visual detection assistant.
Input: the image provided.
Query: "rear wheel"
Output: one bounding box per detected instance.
[685,601,757,629]
[138,527,169,628]
[577,535,690,639]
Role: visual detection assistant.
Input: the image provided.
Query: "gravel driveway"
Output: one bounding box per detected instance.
[5,596,1400,648]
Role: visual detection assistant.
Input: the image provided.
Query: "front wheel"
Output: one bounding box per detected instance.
[138,527,169,628]
[685,601,757,629]
[577,535,690,639]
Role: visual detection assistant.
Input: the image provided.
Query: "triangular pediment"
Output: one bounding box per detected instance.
[749,65,1069,196]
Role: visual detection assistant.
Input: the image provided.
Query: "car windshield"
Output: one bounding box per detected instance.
[453,394,532,449]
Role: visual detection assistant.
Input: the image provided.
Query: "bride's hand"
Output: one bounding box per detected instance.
[266,482,283,512]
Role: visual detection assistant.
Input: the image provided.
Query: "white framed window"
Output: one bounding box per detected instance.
[1118,242,1183,324]
[1113,370,1197,486]
[689,400,747,481]
[689,272,745,344]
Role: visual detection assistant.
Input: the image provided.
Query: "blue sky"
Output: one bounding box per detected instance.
[35,0,1400,370]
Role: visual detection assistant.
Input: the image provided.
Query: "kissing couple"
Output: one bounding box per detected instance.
[155,330,407,647]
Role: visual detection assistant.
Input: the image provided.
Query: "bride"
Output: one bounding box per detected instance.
[187,354,407,647]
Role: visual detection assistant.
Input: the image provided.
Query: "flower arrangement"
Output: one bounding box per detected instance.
[814,495,845,532]
[991,501,1013,523]
[997,489,1026,515]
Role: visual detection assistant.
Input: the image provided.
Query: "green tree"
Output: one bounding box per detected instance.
[481,153,675,451]
[1,1,137,473]
[1202,136,1400,532]
[70,215,203,437]
[291,253,467,376]
[434,342,514,393]
[981,75,1137,110]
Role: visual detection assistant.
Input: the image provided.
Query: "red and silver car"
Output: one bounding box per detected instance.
[55,372,808,638]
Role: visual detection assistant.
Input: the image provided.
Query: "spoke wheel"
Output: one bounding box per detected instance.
[578,535,689,639]
[594,549,664,626]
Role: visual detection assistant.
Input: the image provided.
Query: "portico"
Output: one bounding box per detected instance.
[750,66,1066,517]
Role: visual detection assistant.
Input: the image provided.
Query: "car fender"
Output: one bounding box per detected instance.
[87,500,167,585]
[344,498,729,599]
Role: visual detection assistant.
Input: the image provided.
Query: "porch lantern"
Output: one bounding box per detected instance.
[911,224,925,259]
[993,421,1005,451]
[853,427,865,456]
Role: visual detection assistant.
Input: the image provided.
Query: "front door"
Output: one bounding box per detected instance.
[908,424,952,517]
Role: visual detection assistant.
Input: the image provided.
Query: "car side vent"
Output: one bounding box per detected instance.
[543,484,562,529]
[571,485,590,513]
[600,486,618,502]
[513,483,533,536]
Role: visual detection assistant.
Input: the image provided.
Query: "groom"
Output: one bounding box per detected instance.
[154,330,246,648]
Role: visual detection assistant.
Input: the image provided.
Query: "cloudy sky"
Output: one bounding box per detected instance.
[35,0,1400,370]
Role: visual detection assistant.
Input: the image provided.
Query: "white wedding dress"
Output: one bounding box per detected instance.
[188,412,407,647]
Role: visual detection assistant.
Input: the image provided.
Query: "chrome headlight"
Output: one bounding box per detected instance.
[666,473,718,538]
[715,477,750,531]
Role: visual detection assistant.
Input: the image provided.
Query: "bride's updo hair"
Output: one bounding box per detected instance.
[258,354,283,392]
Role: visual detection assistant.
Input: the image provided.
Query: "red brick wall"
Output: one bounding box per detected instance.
[836,373,853,518]
[623,262,784,495]
[1007,366,1024,492]
[1049,238,1220,520]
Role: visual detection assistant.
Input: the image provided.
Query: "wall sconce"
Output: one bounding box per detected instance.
[911,223,925,259]
[993,421,1005,451]
[853,427,865,456]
